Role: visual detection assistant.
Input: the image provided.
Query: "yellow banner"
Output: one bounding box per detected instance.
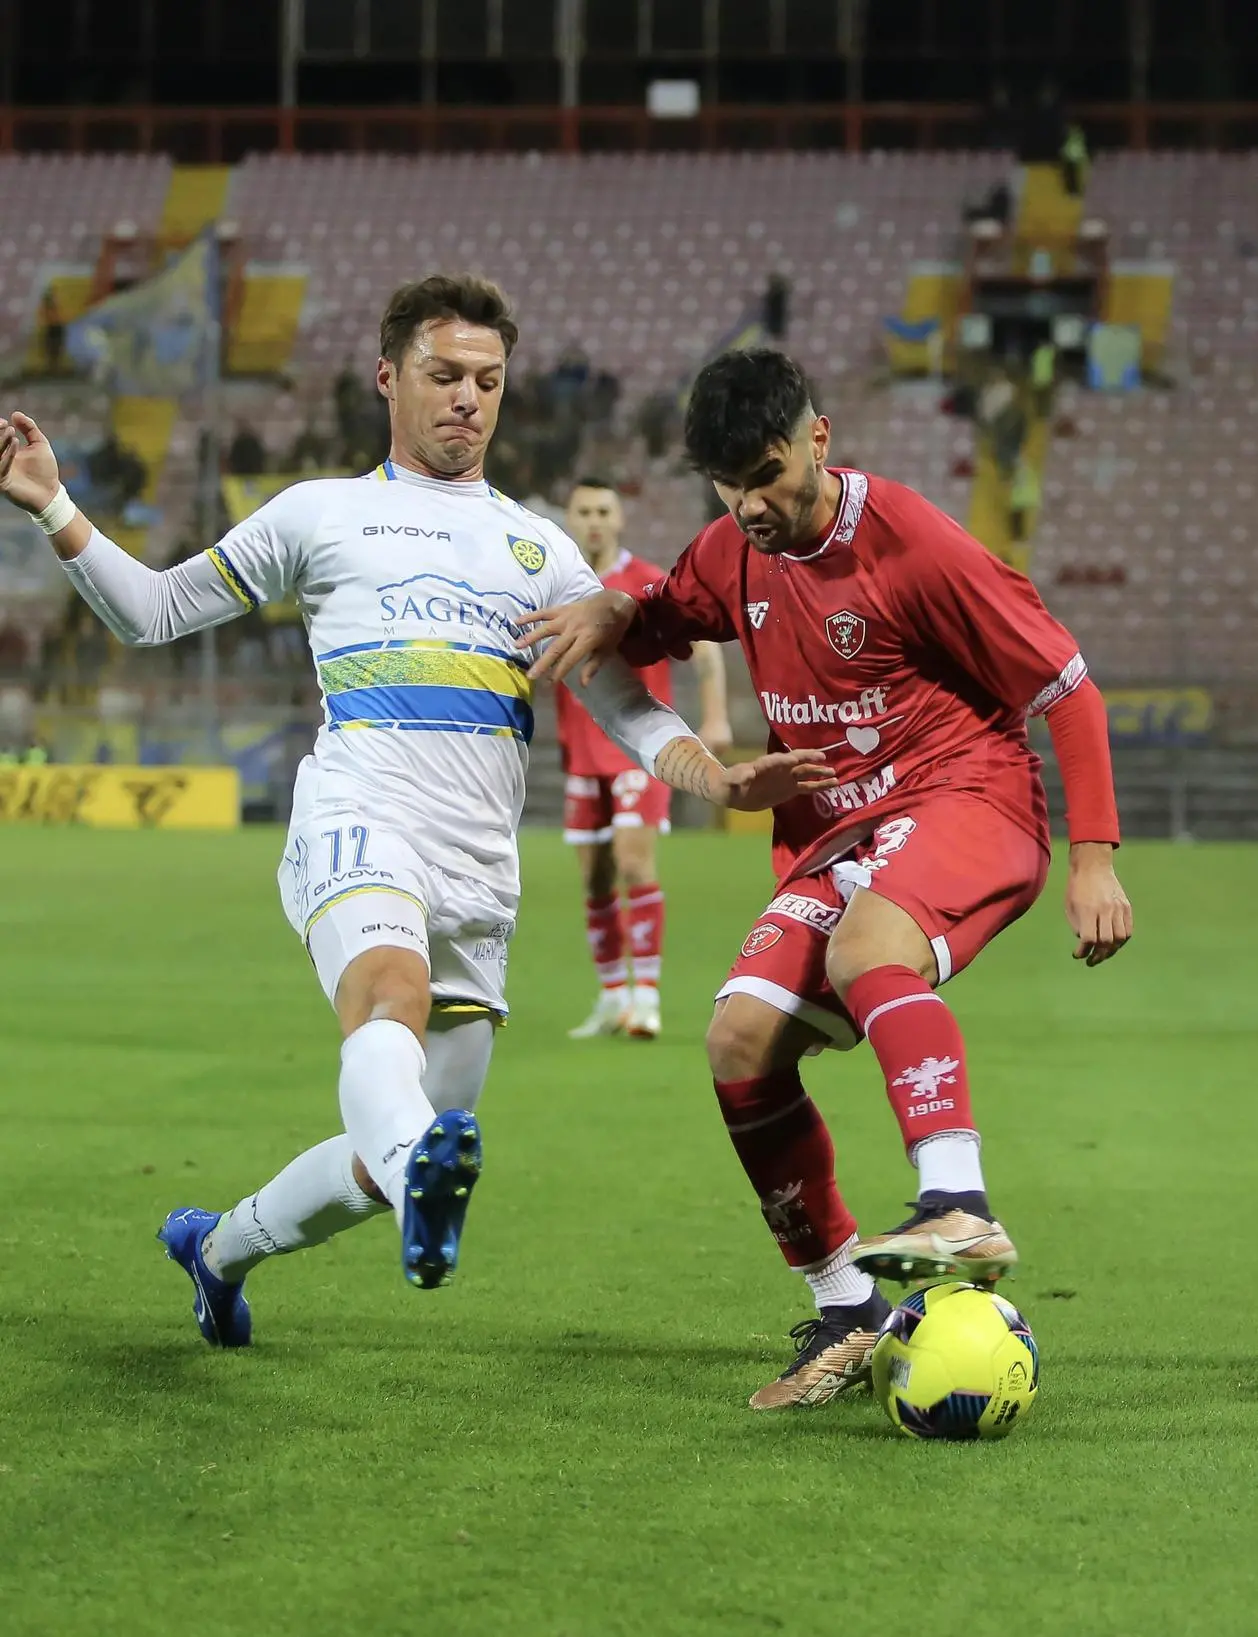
[221,471,348,528]
[0,765,240,828]
[1106,688,1212,744]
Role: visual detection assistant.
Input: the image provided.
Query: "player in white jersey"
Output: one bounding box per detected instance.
[0,273,833,1347]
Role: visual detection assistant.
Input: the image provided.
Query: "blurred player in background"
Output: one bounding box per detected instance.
[558,477,732,1040]
[523,348,1132,1411]
[0,289,831,1351]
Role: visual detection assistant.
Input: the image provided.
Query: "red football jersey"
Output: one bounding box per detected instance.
[555,549,675,778]
[621,471,1087,882]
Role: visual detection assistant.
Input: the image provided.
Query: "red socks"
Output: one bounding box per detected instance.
[625,882,664,985]
[586,884,665,989]
[714,1068,858,1268]
[715,969,979,1265]
[845,965,976,1154]
[584,893,626,989]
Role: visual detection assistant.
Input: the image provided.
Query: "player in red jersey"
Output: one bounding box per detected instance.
[556,478,732,1041]
[521,350,1131,1410]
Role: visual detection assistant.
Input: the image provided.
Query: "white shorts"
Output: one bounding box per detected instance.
[278,816,517,1013]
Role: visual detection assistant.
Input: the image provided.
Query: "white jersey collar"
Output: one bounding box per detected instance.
[377,458,490,498]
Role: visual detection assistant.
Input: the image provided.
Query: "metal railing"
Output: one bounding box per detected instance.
[2,102,1258,159]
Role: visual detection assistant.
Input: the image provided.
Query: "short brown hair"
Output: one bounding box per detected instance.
[379,273,518,366]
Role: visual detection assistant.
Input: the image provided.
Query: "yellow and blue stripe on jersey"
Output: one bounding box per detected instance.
[316,637,534,742]
[207,544,260,610]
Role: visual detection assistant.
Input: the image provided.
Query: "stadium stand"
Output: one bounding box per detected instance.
[0,154,171,367]
[226,151,1009,396]
[3,147,1256,826]
[1036,152,1258,688]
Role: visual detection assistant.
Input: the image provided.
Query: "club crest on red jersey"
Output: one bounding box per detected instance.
[825,609,866,659]
[741,924,784,958]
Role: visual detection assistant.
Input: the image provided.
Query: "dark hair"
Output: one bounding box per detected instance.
[684,347,814,479]
[379,273,518,365]
[569,475,619,494]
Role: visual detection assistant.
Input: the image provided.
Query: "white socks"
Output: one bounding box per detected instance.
[338,1018,435,1220]
[424,1015,494,1115]
[804,1232,876,1309]
[199,1018,493,1284]
[201,1134,386,1283]
[914,1130,986,1197]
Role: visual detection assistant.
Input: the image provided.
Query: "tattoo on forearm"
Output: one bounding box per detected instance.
[655,737,720,800]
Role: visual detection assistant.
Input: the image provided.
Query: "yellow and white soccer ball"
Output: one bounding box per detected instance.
[871,1280,1039,1440]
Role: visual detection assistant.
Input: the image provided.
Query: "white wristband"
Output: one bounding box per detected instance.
[32,484,77,536]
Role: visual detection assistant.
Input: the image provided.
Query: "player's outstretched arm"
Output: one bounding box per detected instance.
[1,409,278,646]
[656,737,838,812]
[573,654,836,812]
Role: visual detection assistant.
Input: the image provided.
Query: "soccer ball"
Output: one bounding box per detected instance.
[871,1281,1039,1440]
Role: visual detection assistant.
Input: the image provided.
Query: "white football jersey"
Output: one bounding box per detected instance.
[184,461,658,895]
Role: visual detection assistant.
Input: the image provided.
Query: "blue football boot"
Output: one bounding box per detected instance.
[401,1110,482,1289]
[157,1207,252,1348]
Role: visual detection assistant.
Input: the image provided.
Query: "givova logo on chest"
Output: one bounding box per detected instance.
[362,525,453,540]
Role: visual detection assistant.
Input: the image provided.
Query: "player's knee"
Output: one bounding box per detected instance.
[611,824,657,888]
[337,947,431,1039]
[615,850,656,889]
[706,1002,774,1082]
[365,974,429,1036]
[825,925,935,1000]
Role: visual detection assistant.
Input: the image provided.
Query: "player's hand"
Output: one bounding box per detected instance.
[719,748,839,811]
[1065,841,1133,966]
[699,716,734,758]
[518,589,638,685]
[0,412,60,515]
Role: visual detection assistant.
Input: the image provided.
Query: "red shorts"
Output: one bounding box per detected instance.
[716,795,1050,1042]
[562,770,672,845]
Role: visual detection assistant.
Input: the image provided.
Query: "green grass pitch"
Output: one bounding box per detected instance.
[1,827,1256,1636]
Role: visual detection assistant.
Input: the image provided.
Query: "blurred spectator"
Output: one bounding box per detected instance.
[1030,341,1057,416]
[0,622,31,676]
[530,419,582,497]
[0,742,49,765]
[86,434,147,513]
[588,367,621,428]
[485,433,531,499]
[227,420,267,476]
[549,345,591,412]
[39,288,66,375]
[369,392,391,466]
[964,180,1011,229]
[333,359,370,457]
[1009,457,1042,542]
[1060,122,1089,197]
[635,389,680,461]
[977,369,1026,479]
[763,274,791,341]
[287,421,330,474]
